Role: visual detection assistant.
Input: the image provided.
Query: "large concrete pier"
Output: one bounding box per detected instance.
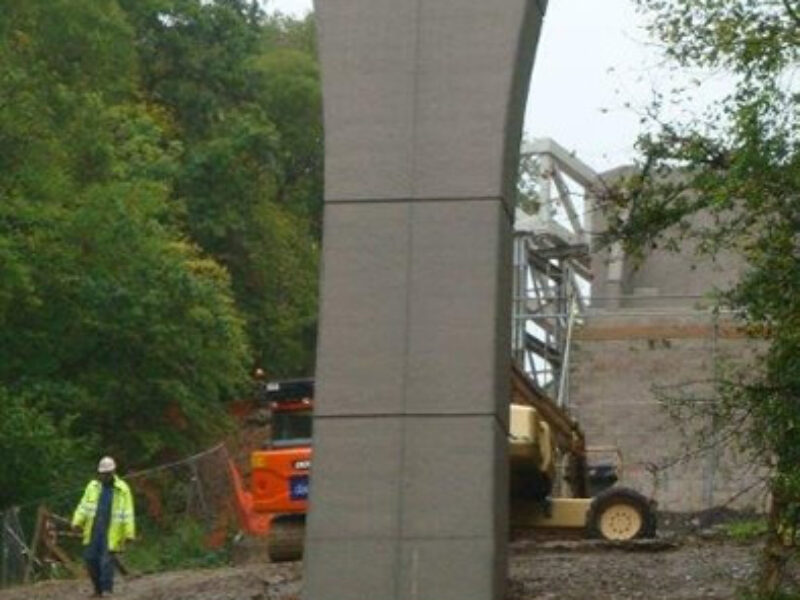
[305,2,548,598]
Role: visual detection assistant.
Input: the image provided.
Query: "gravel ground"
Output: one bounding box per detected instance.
[508,537,759,600]
[0,536,778,600]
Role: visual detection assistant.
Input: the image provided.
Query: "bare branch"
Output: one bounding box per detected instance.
[782,0,800,26]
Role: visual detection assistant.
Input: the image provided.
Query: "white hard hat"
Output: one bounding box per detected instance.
[97,456,116,473]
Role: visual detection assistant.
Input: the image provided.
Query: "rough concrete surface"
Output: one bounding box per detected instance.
[310,0,549,595]
[310,0,548,592]
[313,200,512,420]
[315,0,547,203]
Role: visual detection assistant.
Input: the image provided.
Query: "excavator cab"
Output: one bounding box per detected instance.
[250,379,313,513]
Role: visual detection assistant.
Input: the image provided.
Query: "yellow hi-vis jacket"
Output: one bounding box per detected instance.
[71,475,136,551]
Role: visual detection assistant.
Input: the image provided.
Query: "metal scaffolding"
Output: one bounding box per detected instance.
[513,138,599,408]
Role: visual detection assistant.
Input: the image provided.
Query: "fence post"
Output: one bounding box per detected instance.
[24,506,46,584]
[189,460,210,522]
[1,510,7,588]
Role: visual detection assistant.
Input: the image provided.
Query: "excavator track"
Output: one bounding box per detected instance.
[267,517,305,562]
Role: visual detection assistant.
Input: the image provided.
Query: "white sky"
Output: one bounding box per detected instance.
[263,0,724,172]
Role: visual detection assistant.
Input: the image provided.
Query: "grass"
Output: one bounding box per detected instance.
[124,517,231,574]
[722,518,769,542]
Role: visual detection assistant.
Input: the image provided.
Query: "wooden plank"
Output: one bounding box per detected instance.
[43,536,82,579]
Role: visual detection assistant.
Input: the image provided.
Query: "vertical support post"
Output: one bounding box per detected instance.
[703,312,721,508]
[512,234,527,367]
[1,511,8,589]
[24,506,45,584]
[537,153,554,227]
[307,1,549,599]
[189,460,210,522]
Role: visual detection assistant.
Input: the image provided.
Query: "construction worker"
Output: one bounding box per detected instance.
[72,456,136,597]
[253,367,270,404]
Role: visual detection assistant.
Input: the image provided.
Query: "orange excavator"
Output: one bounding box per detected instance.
[230,378,313,561]
[231,368,656,562]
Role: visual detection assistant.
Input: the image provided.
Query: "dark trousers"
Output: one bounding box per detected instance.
[84,547,114,594]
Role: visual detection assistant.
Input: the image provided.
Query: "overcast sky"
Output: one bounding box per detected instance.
[262,0,717,172]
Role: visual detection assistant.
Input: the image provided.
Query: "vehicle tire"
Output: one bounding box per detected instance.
[585,487,656,541]
[267,516,305,562]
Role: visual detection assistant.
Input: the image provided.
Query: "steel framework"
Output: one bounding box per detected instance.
[513,138,599,408]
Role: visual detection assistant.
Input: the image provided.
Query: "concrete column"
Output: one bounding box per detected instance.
[306,2,548,599]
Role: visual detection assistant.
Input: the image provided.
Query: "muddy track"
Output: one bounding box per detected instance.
[0,537,778,600]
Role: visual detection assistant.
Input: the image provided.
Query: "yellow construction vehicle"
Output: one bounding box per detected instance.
[509,365,656,540]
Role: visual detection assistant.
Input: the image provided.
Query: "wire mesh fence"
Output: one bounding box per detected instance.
[0,508,27,588]
[0,443,239,590]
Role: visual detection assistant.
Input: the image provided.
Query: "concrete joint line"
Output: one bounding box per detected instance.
[324,195,516,222]
[313,412,505,420]
[313,412,511,436]
[324,196,511,206]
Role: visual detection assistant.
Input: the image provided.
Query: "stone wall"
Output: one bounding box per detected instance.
[570,311,765,512]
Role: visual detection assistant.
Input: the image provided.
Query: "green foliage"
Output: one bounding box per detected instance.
[249,21,323,224]
[516,149,542,215]
[0,0,321,506]
[123,1,323,375]
[1,0,137,98]
[641,0,799,75]
[125,517,230,573]
[602,0,800,594]
[723,518,768,543]
[0,388,90,508]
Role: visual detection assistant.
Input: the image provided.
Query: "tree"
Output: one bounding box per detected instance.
[0,0,252,490]
[121,1,323,376]
[178,121,319,375]
[0,389,90,509]
[602,1,800,594]
[253,15,323,226]
[0,0,323,508]
[118,0,264,141]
